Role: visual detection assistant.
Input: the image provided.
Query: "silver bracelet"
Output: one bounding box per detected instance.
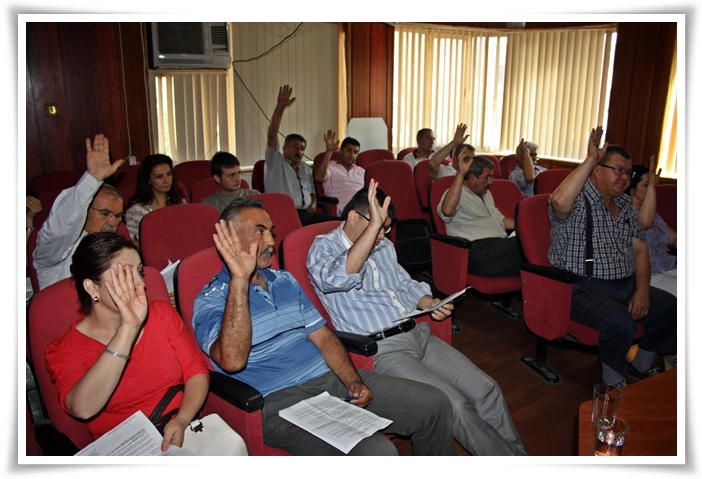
[103,348,130,361]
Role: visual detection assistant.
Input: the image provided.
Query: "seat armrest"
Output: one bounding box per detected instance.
[430,233,472,249]
[521,264,577,283]
[208,371,265,413]
[316,195,339,205]
[333,331,378,356]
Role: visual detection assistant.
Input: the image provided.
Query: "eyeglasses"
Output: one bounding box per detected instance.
[355,211,392,234]
[598,163,633,177]
[90,207,125,221]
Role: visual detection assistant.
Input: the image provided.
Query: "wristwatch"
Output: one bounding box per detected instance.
[26,226,35,233]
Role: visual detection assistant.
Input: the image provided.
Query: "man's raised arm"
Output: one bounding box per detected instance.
[314,130,339,183]
[516,138,535,186]
[345,180,391,274]
[440,148,473,217]
[267,85,296,153]
[550,127,608,220]
[428,123,468,178]
[208,219,259,373]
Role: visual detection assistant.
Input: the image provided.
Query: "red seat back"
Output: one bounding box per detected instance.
[106,164,140,197]
[252,160,265,193]
[500,154,517,178]
[356,149,395,170]
[413,159,433,210]
[172,160,212,199]
[365,160,422,220]
[534,169,571,195]
[396,147,415,161]
[483,155,502,179]
[139,203,220,271]
[655,184,677,232]
[27,266,169,450]
[490,179,525,219]
[514,194,552,268]
[428,176,455,236]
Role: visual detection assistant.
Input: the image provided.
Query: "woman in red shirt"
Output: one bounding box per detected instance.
[45,232,210,452]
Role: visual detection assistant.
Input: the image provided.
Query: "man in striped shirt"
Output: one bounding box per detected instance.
[307,181,527,456]
[192,197,454,455]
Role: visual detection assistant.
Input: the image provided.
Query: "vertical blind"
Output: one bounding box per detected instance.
[658,43,678,178]
[392,25,617,160]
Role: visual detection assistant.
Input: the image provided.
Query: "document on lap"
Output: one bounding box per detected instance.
[75,410,196,456]
[393,287,469,322]
[278,392,393,454]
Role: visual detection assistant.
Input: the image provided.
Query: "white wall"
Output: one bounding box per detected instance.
[230,22,339,166]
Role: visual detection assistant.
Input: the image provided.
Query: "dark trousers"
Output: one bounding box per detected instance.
[468,236,522,277]
[570,275,677,372]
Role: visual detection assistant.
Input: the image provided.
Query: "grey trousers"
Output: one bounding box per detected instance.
[373,322,527,456]
[261,369,455,455]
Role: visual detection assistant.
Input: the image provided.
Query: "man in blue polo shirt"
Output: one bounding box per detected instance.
[191,197,454,456]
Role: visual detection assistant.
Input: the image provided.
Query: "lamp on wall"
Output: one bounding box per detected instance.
[44,103,58,116]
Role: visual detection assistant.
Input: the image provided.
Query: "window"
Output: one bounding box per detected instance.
[392,25,617,160]
[658,43,677,178]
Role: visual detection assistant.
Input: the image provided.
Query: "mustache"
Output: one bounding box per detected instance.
[101,224,117,233]
[261,246,274,255]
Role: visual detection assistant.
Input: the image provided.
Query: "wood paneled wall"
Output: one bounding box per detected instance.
[25,22,151,183]
[344,23,394,149]
[606,22,677,166]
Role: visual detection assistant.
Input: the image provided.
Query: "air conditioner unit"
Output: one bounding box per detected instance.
[147,22,231,70]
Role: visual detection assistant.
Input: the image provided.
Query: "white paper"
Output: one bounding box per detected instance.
[75,410,196,456]
[393,287,469,322]
[278,392,392,454]
[160,259,181,293]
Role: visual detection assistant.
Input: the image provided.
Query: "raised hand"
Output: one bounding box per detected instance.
[324,129,339,152]
[586,126,608,164]
[276,85,296,109]
[85,134,125,182]
[452,123,469,144]
[516,138,529,162]
[367,179,390,229]
[103,263,148,330]
[213,219,258,281]
[648,155,662,186]
[457,147,474,177]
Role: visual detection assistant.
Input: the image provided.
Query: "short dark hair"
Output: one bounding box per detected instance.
[341,186,396,221]
[601,145,631,164]
[284,133,306,147]
[341,137,360,149]
[70,232,139,315]
[468,156,494,179]
[416,128,433,142]
[220,197,266,223]
[452,143,476,160]
[211,151,240,177]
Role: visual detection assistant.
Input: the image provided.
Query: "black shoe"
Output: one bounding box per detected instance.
[626,364,660,384]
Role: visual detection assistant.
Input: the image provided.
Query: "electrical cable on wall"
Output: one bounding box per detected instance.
[118,23,136,165]
[231,22,314,161]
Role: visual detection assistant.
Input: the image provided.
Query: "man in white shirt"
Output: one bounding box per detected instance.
[401,128,436,169]
[313,131,364,216]
[33,134,125,290]
[437,149,522,277]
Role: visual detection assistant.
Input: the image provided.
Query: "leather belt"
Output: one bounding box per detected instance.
[367,318,416,341]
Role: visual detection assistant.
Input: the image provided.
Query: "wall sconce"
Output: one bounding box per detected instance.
[45,103,58,116]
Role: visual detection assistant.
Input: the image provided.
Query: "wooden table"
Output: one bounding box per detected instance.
[578,368,677,456]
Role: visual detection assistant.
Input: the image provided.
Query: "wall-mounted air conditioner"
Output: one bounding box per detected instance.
[147,22,231,70]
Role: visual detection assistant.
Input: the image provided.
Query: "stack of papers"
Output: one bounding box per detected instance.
[278,392,393,454]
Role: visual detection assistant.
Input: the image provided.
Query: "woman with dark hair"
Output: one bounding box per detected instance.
[625,156,677,297]
[45,232,247,454]
[125,154,187,246]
